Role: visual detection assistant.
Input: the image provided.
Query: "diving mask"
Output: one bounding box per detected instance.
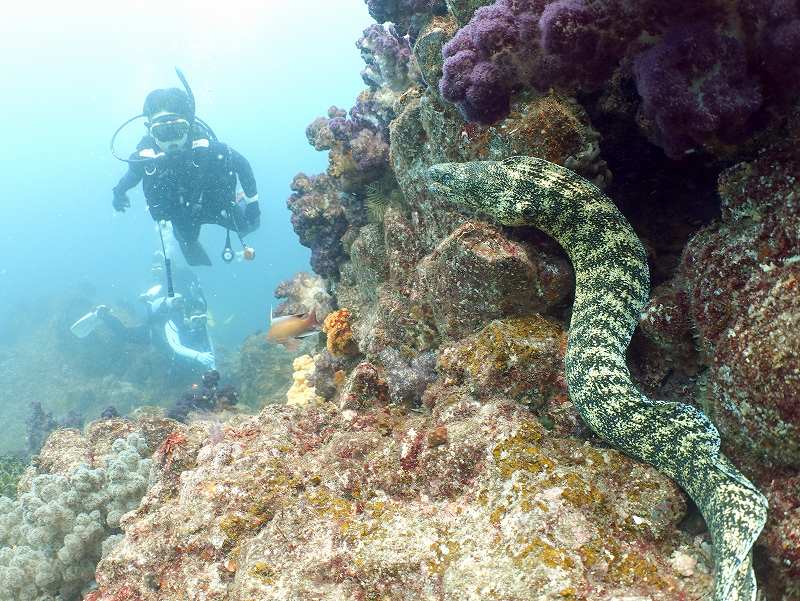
[186,313,208,329]
[149,117,191,143]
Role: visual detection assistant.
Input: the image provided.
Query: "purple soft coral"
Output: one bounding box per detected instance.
[537,0,635,85]
[357,24,415,91]
[440,0,541,124]
[746,0,800,95]
[365,0,446,37]
[633,23,762,158]
[441,0,799,158]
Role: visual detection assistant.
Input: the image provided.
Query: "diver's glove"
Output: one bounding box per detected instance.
[244,200,261,230]
[113,191,130,212]
[193,351,216,370]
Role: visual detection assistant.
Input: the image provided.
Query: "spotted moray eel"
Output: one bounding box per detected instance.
[426,157,767,601]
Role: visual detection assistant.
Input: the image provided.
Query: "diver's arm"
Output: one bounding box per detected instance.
[112,160,145,212]
[230,148,260,229]
[230,149,257,197]
[164,321,215,369]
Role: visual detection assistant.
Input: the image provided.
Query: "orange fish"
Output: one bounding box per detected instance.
[266,307,320,351]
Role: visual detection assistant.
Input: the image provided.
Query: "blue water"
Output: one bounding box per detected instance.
[0,1,371,347]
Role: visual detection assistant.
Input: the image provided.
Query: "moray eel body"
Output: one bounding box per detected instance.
[426,157,767,601]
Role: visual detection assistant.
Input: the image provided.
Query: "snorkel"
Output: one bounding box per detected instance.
[109,67,218,163]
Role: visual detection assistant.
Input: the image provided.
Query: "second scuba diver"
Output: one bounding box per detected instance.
[111,72,261,266]
[71,265,217,374]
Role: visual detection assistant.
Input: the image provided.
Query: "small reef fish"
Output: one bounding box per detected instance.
[266,307,320,351]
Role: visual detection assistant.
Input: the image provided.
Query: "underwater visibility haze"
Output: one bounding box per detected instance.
[0,1,370,345]
[0,1,799,600]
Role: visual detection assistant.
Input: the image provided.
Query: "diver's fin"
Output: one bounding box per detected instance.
[180,240,212,266]
[70,310,100,338]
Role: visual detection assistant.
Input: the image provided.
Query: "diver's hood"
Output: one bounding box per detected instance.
[110,67,217,164]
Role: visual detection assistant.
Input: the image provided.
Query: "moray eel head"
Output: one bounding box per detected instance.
[428,158,548,226]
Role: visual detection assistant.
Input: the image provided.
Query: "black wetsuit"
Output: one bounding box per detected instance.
[113,133,258,243]
[100,296,214,373]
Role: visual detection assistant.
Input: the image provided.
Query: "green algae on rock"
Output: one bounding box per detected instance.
[438,316,566,407]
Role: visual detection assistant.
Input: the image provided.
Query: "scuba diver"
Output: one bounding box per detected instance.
[70,267,216,373]
[111,69,260,266]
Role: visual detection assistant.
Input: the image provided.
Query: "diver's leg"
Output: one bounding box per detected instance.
[101,313,150,345]
[171,219,211,266]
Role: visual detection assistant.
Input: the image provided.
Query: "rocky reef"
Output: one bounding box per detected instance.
[278,1,799,597]
[89,396,717,600]
[3,1,798,599]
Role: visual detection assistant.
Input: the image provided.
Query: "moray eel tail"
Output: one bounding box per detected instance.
[426,157,767,601]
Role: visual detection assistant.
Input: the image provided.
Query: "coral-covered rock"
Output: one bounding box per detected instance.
[383,206,424,285]
[338,361,391,411]
[287,173,349,278]
[357,24,418,91]
[273,271,333,319]
[439,316,565,403]
[355,284,439,358]
[84,417,136,458]
[390,88,610,209]
[464,93,612,187]
[35,428,90,475]
[707,267,800,465]
[760,474,800,598]
[310,350,355,401]
[365,0,447,37]
[337,224,389,317]
[677,130,800,467]
[639,284,694,356]
[417,221,572,339]
[436,316,584,436]
[89,395,714,601]
[306,95,393,194]
[632,282,700,397]
[413,15,458,90]
[445,0,495,25]
[439,0,799,158]
[378,347,438,405]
